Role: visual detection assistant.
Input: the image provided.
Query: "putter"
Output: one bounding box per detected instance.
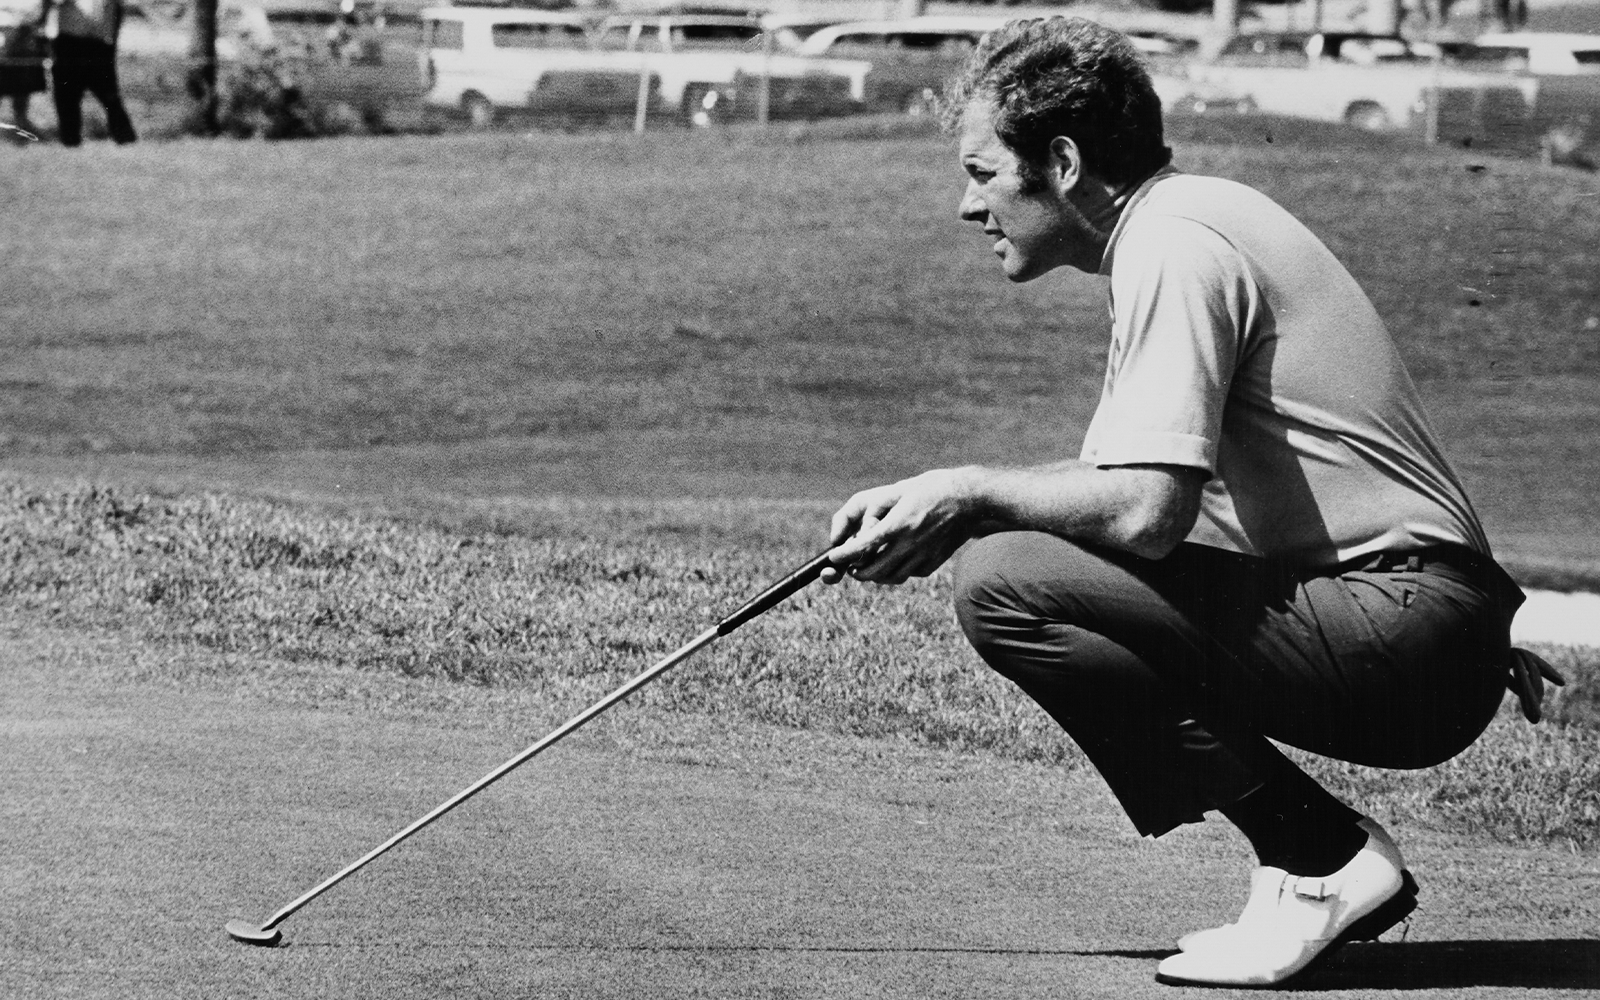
[226,548,833,947]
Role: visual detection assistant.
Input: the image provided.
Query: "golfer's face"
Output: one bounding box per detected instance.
[958,100,1074,282]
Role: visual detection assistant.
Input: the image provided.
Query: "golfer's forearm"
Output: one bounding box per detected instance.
[956,460,1201,559]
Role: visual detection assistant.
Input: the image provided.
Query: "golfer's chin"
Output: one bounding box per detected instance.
[997,252,1048,283]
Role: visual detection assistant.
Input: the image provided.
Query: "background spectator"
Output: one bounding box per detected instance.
[0,4,47,135]
[42,0,136,145]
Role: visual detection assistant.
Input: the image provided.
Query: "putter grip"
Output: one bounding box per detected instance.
[716,550,833,635]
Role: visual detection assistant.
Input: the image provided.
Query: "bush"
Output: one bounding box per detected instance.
[196,44,407,140]
[214,46,319,139]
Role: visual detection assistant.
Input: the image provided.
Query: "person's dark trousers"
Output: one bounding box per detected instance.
[49,34,136,147]
[952,532,1518,839]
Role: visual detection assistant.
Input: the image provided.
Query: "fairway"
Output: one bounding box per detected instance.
[2,122,1597,579]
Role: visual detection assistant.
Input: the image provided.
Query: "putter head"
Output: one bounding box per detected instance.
[225,919,284,947]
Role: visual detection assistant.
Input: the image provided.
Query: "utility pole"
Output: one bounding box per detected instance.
[187,0,218,134]
[1213,0,1240,41]
[1366,0,1403,34]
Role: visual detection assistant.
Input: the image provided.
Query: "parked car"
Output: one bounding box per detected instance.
[761,12,844,53]
[420,5,597,124]
[797,17,1204,115]
[1212,29,1428,67]
[420,5,868,126]
[592,10,868,120]
[795,14,1007,57]
[1468,31,1600,74]
[796,15,1007,115]
[594,10,763,54]
[1181,29,1534,132]
[1125,28,1202,60]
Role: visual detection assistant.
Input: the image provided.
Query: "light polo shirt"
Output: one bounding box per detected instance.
[1081,168,1488,568]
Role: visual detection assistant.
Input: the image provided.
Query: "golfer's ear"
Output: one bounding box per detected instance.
[1048,135,1085,194]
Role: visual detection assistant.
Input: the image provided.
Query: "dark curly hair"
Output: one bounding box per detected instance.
[942,17,1172,192]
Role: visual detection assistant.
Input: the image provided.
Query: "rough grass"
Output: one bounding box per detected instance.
[2,477,1594,851]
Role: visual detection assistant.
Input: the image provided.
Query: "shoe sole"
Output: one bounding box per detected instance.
[1154,869,1419,989]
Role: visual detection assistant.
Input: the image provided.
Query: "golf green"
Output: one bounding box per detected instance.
[4,625,1597,999]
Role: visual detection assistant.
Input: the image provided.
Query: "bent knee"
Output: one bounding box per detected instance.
[952,530,1094,653]
[952,532,1041,620]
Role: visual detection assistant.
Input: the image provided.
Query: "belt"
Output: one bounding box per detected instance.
[1339,543,1494,578]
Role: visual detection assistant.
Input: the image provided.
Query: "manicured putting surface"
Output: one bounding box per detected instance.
[6,629,1598,999]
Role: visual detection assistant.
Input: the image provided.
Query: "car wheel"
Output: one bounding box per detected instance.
[682,83,719,126]
[1344,101,1390,132]
[463,92,495,128]
[904,87,936,117]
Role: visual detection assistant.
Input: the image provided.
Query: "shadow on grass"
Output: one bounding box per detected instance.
[291,941,1173,959]
[288,938,1600,988]
[1300,939,1600,991]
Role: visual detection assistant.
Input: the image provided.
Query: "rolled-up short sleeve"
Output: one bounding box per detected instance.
[1081,215,1256,475]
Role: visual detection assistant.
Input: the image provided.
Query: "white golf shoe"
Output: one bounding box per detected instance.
[1156,819,1418,987]
[1174,818,1405,954]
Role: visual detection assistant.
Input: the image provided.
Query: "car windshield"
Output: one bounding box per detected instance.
[492,21,586,48]
[1441,42,1528,67]
[1329,37,1415,63]
[672,23,760,45]
[823,30,980,55]
[1220,34,1311,62]
[265,10,340,27]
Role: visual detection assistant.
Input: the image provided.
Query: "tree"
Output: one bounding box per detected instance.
[1490,0,1528,30]
[186,0,218,134]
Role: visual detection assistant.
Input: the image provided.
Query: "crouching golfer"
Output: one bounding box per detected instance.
[822,16,1561,988]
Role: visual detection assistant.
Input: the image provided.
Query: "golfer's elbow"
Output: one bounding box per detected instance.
[1118,514,1191,560]
[1108,468,1205,560]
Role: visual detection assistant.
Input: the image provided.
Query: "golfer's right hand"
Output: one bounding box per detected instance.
[821,469,979,586]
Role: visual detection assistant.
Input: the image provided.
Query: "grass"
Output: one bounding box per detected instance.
[1,118,1597,850]
[2,123,1596,574]
[0,477,1595,850]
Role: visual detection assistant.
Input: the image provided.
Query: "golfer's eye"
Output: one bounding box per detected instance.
[965,166,994,183]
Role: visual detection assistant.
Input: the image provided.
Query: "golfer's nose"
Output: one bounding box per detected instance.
[959,181,985,223]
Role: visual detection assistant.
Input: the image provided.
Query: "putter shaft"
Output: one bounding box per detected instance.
[235,549,832,939]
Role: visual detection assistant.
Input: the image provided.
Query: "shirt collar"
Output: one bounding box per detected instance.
[1098,165,1181,277]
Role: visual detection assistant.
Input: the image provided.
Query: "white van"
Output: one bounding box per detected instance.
[419,6,602,125]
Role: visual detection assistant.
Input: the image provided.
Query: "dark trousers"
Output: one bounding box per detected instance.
[50,35,136,146]
[952,533,1517,838]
